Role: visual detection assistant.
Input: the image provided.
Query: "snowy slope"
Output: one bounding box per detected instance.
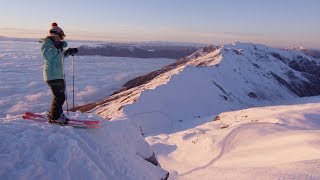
[0,112,168,179]
[86,42,320,134]
[147,96,320,179]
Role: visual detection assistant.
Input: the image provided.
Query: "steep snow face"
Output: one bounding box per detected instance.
[0,112,168,179]
[91,42,320,134]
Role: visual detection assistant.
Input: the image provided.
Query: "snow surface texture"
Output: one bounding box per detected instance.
[0,112,168,179]
[146,96,320,179]
[0,40,174,117]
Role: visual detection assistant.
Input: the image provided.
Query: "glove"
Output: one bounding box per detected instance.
[65,48,78,56]
[54,41,66,51]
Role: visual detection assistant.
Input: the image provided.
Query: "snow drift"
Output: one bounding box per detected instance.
[0,113,168,180]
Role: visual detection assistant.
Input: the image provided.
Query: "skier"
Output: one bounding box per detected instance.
[40,22,78,124]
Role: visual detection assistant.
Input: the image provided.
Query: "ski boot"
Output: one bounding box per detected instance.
[48,113,69,125]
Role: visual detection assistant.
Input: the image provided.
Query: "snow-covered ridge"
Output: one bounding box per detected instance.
[73,42,320,132]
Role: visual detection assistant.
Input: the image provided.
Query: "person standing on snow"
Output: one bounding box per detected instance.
[40,22,78,124]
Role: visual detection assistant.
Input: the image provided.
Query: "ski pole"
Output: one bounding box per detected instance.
[62,55,69,115]
[72,55,75,108]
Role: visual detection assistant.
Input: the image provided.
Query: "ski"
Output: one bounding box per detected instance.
[25,112,102,125]
[22,112,103,128]
[22,115,101,129]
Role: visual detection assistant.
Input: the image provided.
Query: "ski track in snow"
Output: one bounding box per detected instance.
[179,122,278,177]
[154,100,320,179]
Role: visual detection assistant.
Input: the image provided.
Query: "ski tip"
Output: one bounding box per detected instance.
[82,121,102,125]
[25,112,34,116]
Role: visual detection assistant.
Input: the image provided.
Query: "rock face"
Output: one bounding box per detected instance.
[71,42,320,125]
[300,48,320,59]
[269,52,320,96]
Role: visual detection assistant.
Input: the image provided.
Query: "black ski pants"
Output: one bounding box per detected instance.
[47,79,65,120]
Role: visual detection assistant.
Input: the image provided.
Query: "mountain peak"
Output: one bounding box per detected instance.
[72,42,320,134]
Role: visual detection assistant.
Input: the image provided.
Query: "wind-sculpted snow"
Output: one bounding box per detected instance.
[146,96,320,179]
[0,112,169,179]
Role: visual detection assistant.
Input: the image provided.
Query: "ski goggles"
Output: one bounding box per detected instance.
[59,33,66,40]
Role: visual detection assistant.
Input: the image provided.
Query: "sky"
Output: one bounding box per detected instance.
[0,0,319,48]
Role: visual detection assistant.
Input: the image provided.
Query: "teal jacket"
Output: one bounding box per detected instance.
[40,37,68,81]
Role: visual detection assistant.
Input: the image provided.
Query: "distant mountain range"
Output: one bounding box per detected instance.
[0,36,37,42]
[77,43,201,59]
[2,36,319,60]
[0,36,202,59]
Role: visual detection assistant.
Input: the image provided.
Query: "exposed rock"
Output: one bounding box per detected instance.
[145,152,160,166]
[114,57,191,94]
[248,92,258,98]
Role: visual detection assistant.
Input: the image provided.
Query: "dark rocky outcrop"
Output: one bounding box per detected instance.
[115,57,190,93]
[287,56,320,77]
[269,50,320,97]
[300,49,320,59]
[270,71,320,97]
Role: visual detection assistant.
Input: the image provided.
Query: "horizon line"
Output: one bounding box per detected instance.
[1,35,320,51]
